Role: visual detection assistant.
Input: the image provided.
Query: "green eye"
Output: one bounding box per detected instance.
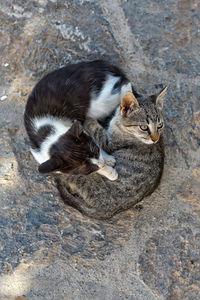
[139,125,148,131]
[157,123,163,129]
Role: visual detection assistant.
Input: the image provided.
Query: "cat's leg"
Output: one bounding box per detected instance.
[56,178,97,216]
[84,118,118,180]
[56,176,112,218]
[57,180,111,219]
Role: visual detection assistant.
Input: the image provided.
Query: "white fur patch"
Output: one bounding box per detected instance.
[31,116,72,164]
[140,139,154,145]
[90,149,105,168]
[120,82,132,97]
[87,75,132,119]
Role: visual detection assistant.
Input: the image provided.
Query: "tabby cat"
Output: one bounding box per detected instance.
[56,87,167,219]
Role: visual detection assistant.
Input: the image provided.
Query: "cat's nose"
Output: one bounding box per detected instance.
[152,139,158,143]
[150,133,159,143]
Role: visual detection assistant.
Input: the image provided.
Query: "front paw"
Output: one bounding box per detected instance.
[104,155,116,167]
[97,165,118,181]
[100,149,116,167]
[106,166,118,181]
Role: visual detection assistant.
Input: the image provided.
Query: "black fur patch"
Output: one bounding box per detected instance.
[40,121,100,175]
[37,125,54,148]
[112,76,128,94]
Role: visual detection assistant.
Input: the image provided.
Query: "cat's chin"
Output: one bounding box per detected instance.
[140,138,156,145]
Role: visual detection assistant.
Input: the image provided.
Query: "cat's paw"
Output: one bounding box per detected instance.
[106,167,118,181]
[100,150,116,167]
[104,155,116,167]
[97,165,118,181]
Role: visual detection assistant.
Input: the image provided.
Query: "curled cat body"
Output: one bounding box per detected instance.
[24,60,132,180]
[56,87,167,219]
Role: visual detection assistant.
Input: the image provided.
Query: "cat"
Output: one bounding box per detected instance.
[24,60,132,180]
[56,87,167,219]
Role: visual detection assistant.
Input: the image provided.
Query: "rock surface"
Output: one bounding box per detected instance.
[0,0,199,299]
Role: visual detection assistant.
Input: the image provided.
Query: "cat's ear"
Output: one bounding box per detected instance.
[38,157,62,173]
[68,120,83,137]
[120,92,139,117]
[155,86,167,109]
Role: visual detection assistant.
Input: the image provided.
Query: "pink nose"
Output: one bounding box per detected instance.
[151,134,159,143]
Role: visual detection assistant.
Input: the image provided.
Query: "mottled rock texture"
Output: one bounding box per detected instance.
[0,0,199,299]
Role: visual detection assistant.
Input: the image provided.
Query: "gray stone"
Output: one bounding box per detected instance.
[0,0,199,299]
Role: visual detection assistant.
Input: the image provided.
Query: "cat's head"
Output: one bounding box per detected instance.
[38,120,101,175]
[119,87,167,144]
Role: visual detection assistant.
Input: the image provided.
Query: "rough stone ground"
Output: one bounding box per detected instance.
[0,0,199,299]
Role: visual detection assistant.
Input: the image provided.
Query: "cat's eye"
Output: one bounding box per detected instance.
[139,125,148,131]
[157,123,163,129]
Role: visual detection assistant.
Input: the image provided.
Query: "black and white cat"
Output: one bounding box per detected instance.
[24,60,132,180]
